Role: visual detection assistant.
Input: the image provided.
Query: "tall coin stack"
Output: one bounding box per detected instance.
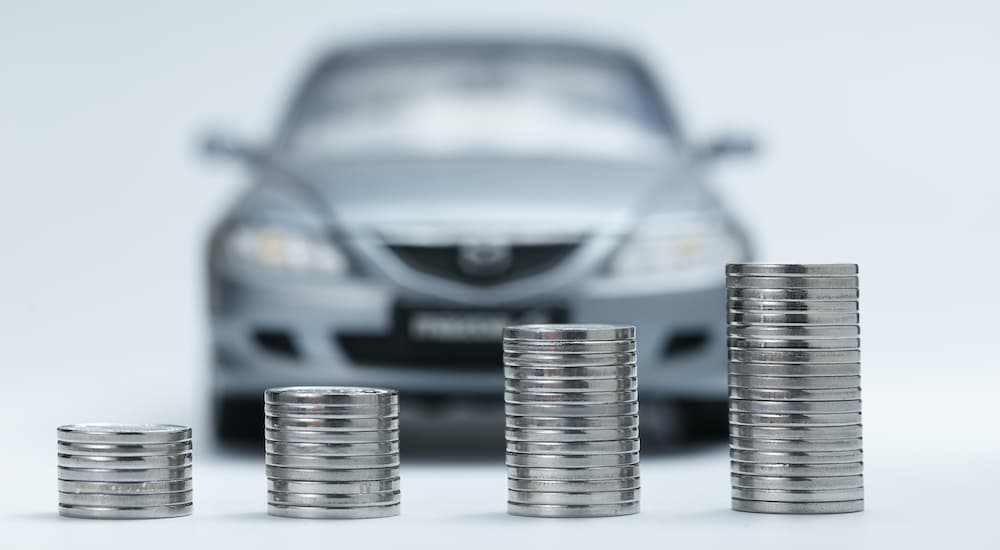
[265,386,401,519]
[727,263,863,514]
[504,324,640,518]
[57,423,193,519]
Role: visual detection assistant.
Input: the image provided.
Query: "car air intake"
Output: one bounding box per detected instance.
[388,244,578,286]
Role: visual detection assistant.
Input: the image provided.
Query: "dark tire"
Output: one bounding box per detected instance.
[214,394,263,447]
[676,399,729,441]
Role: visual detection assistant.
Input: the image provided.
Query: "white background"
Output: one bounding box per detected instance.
[1,0,998,547]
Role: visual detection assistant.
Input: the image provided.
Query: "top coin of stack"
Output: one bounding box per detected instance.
[726,264,863,514]
[264,386,401,519]
[504,324,640,518]
[57,423,193,519]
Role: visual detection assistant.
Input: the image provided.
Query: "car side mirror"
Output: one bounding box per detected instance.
[696,133,759,161]
[201,130,263,163]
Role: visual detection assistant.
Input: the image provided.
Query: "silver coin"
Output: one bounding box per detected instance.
[727,264,858,277]
[506,402,639,417]
[266,453,400,469]
[506,427,639,442]
[59,490,193,507]
[58,453,192,469]
[731,461,863,477]
[727,276,858,289]
[268,478,400,494]
[729,387,862,401]
[265,386,397,406]
[505,365,637,380]
[508,465,640,481]
[57,424,191,445]
[58,466,193,482]
[58,503,192,519]
[508,477,641,492]
[732,498,863,514]
[730,437,863,452]
[505,378,638,393]
[729,400,861,414]
[268,490,400,507]
[731,449,864,464]
[508,501,639,518]
[264,403,398,419]
[728,362,861,376]
[267,502,400,519]
[505,390,638,404]
[729,325,860,339]
[729,300,858,313]
[731,474,863,491]
[265,465,399,482]
[732,487,864,503]
[730,412,862,426]
[730,349,860,364]
[264,416,399,432]
[728,287,860,301]
[730,424,863,440]
[728,337,860,350]
[506,451,640,468]
[504,324,635,341]
[729,375,862,389]
[729,312,860,326]
[506,415,639,430]
[508,489,639,506]
[507,439,640,455]
[504,352,637,367]
[265,441,399,456]
[56,441,192,457]
[503,340,636,354]
[58,479,193,494]
[265,428,399,443]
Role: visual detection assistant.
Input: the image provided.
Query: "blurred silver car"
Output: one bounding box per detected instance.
[205,37,754,442]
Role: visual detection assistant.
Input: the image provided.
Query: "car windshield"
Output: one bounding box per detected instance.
[285,48,673,160]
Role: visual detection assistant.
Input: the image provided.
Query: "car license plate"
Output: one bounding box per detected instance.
[402,307,566,343]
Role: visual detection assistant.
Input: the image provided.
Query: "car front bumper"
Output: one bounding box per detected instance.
[211,272,727,401]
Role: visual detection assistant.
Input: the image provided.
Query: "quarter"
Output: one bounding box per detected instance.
[726,264,858,277]
[507,489,639,506]
[56,424,191,445]
[507,501,639,518]
[58,503,192,519]
[264,386,397,406]
[267,502,400,519]
[726,276,858,289]
[504,324,635,341]
[732,498,863,514]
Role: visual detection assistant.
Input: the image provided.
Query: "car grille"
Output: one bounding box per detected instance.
[387,244,578,286]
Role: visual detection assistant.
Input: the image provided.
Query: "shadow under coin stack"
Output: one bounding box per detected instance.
[57,424,193,519]
[727,263,863,514]
[264,386,401,519]
[504,324,640,518]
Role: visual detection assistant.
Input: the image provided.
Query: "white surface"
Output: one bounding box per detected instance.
[1,0,999,547]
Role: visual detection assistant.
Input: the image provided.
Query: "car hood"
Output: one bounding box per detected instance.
[288,156,710,239]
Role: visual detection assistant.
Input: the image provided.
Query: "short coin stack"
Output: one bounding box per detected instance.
[265,386,400,519]
[727,263,863,514]
[57,423,193,519]
[504,324,640,518]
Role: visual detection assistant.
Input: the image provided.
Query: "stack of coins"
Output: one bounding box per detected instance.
[57,424,193,519]
[264,386,400,519]
[504,324,640,518]
[727,263,863,514]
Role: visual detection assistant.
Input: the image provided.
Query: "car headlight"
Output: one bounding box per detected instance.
[224,224,349,275]
[608,218,743,276]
